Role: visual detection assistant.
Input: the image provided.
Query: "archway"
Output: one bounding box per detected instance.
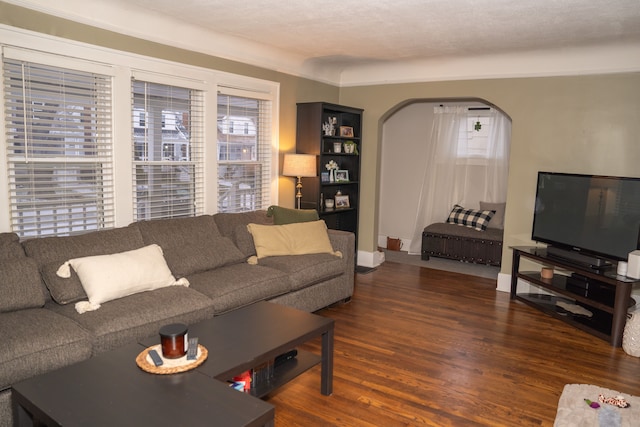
[377,98,512,253]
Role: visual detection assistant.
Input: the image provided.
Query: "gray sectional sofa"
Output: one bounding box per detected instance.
[0,210,355,426]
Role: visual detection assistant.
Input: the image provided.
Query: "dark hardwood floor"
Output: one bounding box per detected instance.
[265,260,640,426]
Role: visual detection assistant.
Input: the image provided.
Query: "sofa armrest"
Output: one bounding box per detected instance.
[327,229,355,274]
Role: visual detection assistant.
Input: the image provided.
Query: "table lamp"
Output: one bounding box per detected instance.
[282,153,316,209]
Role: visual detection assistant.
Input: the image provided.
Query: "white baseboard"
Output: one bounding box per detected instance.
[357,250,385,268]
[497,272,511,293]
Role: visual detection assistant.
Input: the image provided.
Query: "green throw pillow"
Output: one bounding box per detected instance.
[266,205,319,225]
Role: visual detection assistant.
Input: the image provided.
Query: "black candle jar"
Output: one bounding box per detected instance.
[159,323,188,359]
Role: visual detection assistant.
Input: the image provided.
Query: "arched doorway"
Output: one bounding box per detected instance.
[378,98,512,254]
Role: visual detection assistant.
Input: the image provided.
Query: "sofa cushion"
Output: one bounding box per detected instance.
[258,253,345,291]
[446,204,495,231]
[58,244,185,312]
[0,232,25,259]
[233,224,258,258]
[40,262,87,305]
[423,222,504,242]
[214,210,273,258]
[46,287,214,353]
[0,308,92,390]
[187,263,290,314]
[247,220,340,261]
[136,216,245,276]
[479,201,506,229]
[162,238,245,277]
[266,205,319,225]
[0,258,45,312]
[22,225,145,304]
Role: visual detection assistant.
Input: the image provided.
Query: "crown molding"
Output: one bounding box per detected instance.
[6,0,640,87]
[338,42,640,87]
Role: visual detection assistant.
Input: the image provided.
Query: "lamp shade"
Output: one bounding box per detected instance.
[282,153,316,177]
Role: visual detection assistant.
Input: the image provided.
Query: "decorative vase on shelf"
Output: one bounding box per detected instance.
[322,117,337,136]
[325,159,338,183]
[343,140,358,154]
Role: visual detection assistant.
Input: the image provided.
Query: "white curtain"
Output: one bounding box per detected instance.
[407,106,511,255]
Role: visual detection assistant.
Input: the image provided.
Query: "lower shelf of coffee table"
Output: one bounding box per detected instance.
[249,350,321,399]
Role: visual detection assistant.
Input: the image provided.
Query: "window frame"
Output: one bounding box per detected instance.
[2,47,116,238]
[457,109,493,160]
[216,87,276,213]
[130,71,207,221]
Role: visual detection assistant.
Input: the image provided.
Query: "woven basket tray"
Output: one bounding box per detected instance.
[136,344,208,375]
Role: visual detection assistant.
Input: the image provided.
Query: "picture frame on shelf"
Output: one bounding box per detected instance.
[335,170,349,182]
[335,194,350,208]
[339,126,354,137]
[321,171,330,183]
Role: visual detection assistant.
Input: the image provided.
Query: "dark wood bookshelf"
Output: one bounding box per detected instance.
[295,102,363,246]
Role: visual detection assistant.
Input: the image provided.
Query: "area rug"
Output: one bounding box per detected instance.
[554,384,639,427]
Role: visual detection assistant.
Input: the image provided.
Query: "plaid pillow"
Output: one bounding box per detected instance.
[446,204,495,231]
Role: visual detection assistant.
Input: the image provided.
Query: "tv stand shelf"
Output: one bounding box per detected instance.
[510,246,637,347]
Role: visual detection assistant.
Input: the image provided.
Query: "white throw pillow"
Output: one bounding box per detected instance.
[56,244,188,313]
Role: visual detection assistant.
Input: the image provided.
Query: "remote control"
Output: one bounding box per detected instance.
[187,337,198,360]
[148,349,163,367]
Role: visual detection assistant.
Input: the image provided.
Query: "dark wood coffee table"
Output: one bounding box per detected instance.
[12,301,334,426]
[12,342,274,427]
[154,301,335,397]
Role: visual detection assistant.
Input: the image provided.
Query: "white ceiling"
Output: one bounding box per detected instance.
[7,0,640,86]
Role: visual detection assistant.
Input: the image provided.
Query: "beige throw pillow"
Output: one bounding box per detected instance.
[246,220,341,263]
[56,244,188,313]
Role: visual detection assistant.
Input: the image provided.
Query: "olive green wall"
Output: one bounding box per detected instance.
[340,73,640,272]
[0,2,339,209]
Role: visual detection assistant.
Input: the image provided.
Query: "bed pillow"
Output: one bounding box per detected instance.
[56,244,188,313]
[266,205,319,225]
[446,204,495,231]
[246,220,341,263]
[479,201,506,229]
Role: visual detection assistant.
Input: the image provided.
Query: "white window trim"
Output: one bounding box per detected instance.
[0,24,280,231]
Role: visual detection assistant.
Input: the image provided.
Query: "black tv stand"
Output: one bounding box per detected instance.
[510,246,637,347]
[546,246,612,270]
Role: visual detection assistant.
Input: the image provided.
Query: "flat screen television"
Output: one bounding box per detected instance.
[532,172,640,265]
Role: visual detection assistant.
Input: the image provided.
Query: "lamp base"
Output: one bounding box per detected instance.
[295,177,303,209]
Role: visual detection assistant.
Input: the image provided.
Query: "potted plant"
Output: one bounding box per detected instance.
[343,140,358,154]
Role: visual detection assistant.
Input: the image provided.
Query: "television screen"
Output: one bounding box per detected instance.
[532,172,640,261]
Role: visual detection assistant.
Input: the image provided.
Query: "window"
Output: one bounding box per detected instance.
[1,31,279,235]
[457,110,492,159]
[132,79,204,221]
[217,92,272,212]
[2,56,113,238]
